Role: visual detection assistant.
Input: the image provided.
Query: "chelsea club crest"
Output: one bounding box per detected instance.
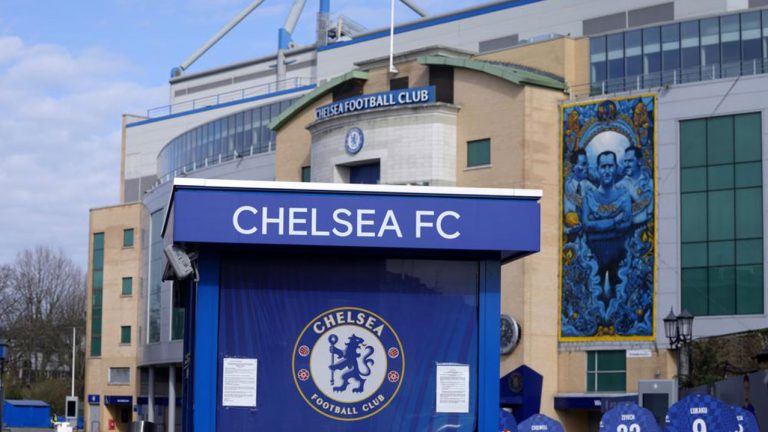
[292,306,404,421]
[345,127,364,154]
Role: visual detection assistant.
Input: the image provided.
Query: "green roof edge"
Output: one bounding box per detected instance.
[269,70,369,131]
[416,55,566,91]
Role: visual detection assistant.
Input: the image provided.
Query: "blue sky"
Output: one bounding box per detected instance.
[0,0,486,266]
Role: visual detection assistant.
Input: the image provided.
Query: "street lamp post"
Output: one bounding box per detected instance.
[0,338,7,431]
[664,308,694,389]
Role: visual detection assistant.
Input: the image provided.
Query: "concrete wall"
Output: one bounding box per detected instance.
[654,74,768,340]
[85,203,142,432]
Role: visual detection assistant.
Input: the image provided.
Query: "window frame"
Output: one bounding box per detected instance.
[108,367,130,385]
[122,228,134,248]
[586,350,627,392]
[120,326,131,345]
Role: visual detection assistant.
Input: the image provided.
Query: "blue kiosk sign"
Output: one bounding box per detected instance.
[166,178,541,431]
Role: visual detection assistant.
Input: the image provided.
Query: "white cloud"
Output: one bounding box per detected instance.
[0,36,165,267]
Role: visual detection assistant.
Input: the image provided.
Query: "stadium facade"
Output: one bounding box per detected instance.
[85,0,768,430]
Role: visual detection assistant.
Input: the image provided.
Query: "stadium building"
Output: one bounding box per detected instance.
[85,0,768,430]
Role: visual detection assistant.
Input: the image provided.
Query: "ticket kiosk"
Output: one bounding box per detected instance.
[165,178,541,431]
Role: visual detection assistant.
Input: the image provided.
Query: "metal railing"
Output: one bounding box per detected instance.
[146,76,312,118]
[571,58,768,98]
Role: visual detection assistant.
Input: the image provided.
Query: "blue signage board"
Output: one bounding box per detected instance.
[87,395,100,405]
[315,86,436,120]
[104,396,132,406]
[171,187,540,260]
[599,402,659,431]
[664,393,739,432]
[518,413,564,432]
[733,406,759,432]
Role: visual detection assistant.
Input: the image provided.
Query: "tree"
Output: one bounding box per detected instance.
[0,246,85,414]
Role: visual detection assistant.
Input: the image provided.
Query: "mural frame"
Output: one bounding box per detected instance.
[558,94,658,342]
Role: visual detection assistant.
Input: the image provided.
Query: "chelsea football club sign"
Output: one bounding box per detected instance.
[292,307,405,421]
[315,86,436,121]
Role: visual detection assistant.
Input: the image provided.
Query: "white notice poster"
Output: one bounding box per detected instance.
[222,357,258,407]
[435,364,470,413]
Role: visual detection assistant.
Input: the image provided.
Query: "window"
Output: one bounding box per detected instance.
[120,326,131,345]
[172,285,185,341]
[586,351,626,392]
[148,210,164,343]
[301,166,311,182]
[121,277,132,296]
[467,139,491,167]
[607,33,624,91]
[389,77,409,90]
[721,14,741,77]
[661,24,680,84]
[90,233,104,357]
[643,27,661,86]
[625,30,643,88]
[701,17,720,79]
[430,65,454,103]
[123,228,134,247]
[590,36,607,93]
[681,21,701,82]
[108,367,130,385]
[680,113,763,316]
[741,12,761,75]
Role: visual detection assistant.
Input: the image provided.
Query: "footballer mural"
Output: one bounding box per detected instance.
[559,95,656,341]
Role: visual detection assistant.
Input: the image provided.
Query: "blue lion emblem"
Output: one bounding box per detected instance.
[329,333,375,393]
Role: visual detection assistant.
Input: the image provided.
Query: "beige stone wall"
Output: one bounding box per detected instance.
[275,93,332,181]
[362,62,430,94]
[85,203,142,432]
[475,37,589,92]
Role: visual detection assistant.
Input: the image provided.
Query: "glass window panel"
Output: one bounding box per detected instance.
[735,162,762,188]
[91,338,101,357]
[709,266,736,315]
[764,10,768,64]
[682,192,708,242]
[721,15,741,77]
[587,351,595,371]
[735,187,762,239]
[121,326,131,344]
[737,265,764,314]
[587,374,596,392]
[681,167,707,192]
[708,240,735,266]
[662,24,681,84]
[701,18,720,78]
[597,373,626,392]
[707,165,734,190]
[92,250,104,268]
[598,351,626,370]
[123,228,134,247]
[121,277,132,296]
[680,119,707,167]
[467,139,491,167]
[682,243,708,268]
[607,33,625,90]
[93,233,104,250]
[734,113,761,163]
[92,270,103,289]
[683,268,708,315]
[644,27,662,86]
[625,30,643,82]
[681,20,701,82]
[591,37,607,85]
[708,190,735,240]
[736,239,763,264]
[707,116,734,165]
[301,166,311,182]
[742,12,762,75]
[92,291,102,307]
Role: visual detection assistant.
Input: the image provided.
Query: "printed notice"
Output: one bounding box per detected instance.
[435,364,469,413]
[222,357,258,407]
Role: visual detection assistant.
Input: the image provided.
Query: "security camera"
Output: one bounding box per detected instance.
[163,244,195,281]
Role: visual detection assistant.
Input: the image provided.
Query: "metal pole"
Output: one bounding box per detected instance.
[71,327,76,397]
[388,0,398,74]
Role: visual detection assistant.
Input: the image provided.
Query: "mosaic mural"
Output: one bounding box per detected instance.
[559,95,656,341]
